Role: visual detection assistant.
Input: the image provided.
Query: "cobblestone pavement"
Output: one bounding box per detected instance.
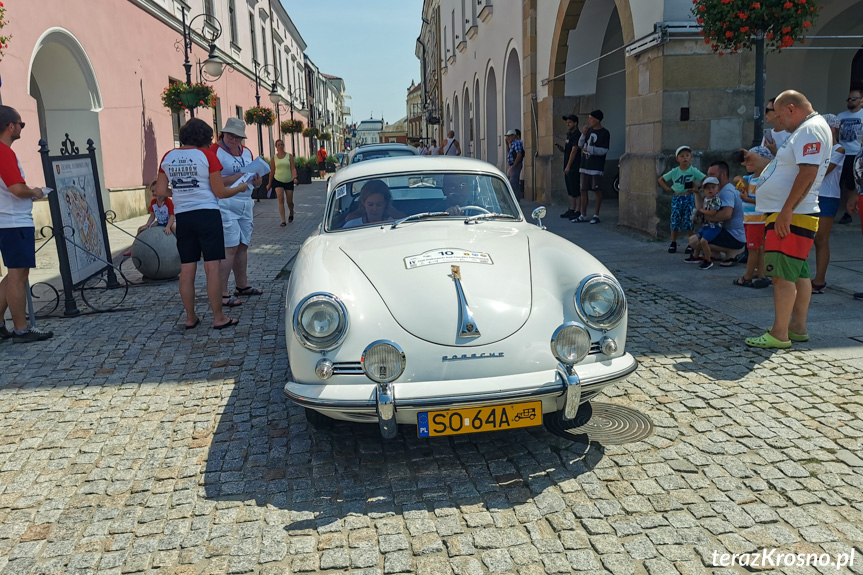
[1,181,862,574]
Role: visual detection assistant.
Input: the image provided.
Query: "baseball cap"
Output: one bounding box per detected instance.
[675,145,691,157]
[748,146,774,159]
[505,129,517,136]
[562,114,578,122]
[702,176,720,186]
[589,110,604,121]
[221,117,247,138]
[820,113,840,129]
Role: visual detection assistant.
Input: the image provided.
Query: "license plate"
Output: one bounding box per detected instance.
[417,401,542,437]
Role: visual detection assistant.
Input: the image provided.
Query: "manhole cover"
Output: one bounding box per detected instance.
[545,402,654,445]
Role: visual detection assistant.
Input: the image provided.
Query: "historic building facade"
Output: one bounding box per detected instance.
[417,0,863,235]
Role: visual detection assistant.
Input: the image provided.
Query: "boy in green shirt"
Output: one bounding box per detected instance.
[658,145,706,253]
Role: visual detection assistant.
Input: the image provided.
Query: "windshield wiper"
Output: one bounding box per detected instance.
[463,212,519,224]
[391,211,450,229]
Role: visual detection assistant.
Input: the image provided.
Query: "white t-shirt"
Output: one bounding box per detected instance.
[761,128,789,150]
[816,144,845,199]
[838,108,863,157]
[442,139,459,155]
[212,142,254,202]
[159,148,223,214]
[0,142,33,228]
[755,113,831,215]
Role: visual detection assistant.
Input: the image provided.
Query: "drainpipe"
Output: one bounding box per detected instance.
[531,93,538,202]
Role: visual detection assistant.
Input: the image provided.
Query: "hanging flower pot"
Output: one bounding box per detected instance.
[319,132,332,141]
[302,127,319,138]
[161,82,216,114]
[280,119,305,134]
[244,106,276,126]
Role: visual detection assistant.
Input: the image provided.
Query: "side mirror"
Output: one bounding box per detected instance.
[531,207,547,229]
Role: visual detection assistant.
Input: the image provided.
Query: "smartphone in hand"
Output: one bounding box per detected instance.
[763,129,774,145]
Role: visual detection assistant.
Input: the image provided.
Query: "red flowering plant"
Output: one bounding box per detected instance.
[318,132,332,141]
[0,1,11,61]
[161,82,216,114]
[302,126,319,138]
[244,106,275,126]
[280,119,304,134]
[691,0,821,55]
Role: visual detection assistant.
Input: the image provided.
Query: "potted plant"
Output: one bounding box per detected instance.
[244,106,275,126]
[280,119,304,134]
[161,82,217,114]
[302,126,319,139]
[319,132,332,142]
[325,154,337,173]
[294,156,312,185]
[0,2,11,62]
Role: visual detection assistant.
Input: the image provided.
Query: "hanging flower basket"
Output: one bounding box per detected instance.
[244,106,275,126]
[302,127,319,138]
[691,0,821,55]
[0,3,11,62]
[318,132,332,142]
[280,119,305,134]
[161,82,216,114]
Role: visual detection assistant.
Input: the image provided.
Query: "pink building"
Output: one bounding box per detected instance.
[0,0,312,226]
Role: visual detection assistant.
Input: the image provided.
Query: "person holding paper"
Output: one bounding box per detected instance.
[210,118,264,307]
[0,105,54,343]
[268,139,298,226]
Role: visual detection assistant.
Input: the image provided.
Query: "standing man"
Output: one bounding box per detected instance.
[416,141,427,155]
[505,129,524,200]
[439,130,461,156]
[837,88,863,224]
[316,144,328,179]
[0,106,54,343]
[428,139,439,156]
[744,90,831,349]
[761,97,789,157]
[556,114,581,219]
[574,110,610,224]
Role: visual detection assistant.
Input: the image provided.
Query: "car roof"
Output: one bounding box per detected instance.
[329,156,506,189]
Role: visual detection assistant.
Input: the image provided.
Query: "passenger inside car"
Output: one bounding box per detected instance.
[342,179,405,228]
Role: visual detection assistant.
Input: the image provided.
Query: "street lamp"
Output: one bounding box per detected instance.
[251,61,280,155]
[179,8,227,118]
[274,87,306,159]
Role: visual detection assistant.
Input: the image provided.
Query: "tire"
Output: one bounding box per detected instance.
[305,408,335,429]
[613,174,620,194]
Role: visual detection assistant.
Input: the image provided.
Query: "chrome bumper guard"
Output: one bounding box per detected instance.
[286,354,639,437]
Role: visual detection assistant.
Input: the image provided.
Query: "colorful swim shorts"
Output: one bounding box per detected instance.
[763,212,818,282]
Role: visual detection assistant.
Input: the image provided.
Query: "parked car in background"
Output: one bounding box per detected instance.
[347,143,420,164]
[284,156,637,438]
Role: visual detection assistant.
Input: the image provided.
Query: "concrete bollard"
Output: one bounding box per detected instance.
[131,226,181,280]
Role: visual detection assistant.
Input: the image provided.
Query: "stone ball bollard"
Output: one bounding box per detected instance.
[131,226,181,280]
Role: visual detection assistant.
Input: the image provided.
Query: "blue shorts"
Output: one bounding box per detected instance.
[817,196,839,219]
[0,227,36,268]
[670,194,695,231]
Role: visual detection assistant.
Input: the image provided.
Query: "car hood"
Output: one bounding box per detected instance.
[339,223,531,346]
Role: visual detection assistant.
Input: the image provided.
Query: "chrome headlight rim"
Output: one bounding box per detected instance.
[550,321,592,365]
[361,340,406,384]
[574,274,627,330]
[293,292,349,352]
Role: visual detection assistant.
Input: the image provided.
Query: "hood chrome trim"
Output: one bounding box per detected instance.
[451,265,481,338]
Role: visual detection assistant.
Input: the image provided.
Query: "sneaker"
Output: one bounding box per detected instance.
[811,282,826,295]
[0,325,11,340]
[683,255,702,263]
[560,209,577,219]
[698,260,713,270]
[667,242,677,254]
[12,326,54,343]
[571,215,587,223]
[589,215,600,224]
[684,246,694,254]
[838,213,852,225]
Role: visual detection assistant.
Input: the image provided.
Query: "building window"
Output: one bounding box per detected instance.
[261,24,268,66]
[249,12,257,61]
[236,105,243,119]
[228,0,238,44]
[203,0,215,25]
[169,78,185,147]
[212,97,222,138]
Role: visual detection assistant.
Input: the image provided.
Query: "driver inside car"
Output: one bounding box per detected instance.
[342,180,404,228]
[442,174,476,215]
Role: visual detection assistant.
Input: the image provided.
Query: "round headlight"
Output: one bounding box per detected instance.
[551,323,591,365]
[362,341,406,383]
[575,275,626,329]
[293,294,348,351]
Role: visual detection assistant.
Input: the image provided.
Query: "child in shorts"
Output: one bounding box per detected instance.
[124,181,175,256]
[734,146,773,288]
[688,177,722,268]
[658,145,705,253]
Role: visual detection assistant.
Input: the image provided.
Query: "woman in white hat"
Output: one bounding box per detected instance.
[210,117,264,306]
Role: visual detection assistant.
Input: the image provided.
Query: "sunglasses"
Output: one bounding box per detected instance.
[11,121,25,129]
[848,97,862,102]
[765,108,774,113]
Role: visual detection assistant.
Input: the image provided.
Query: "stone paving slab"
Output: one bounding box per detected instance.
[1,181,862,574]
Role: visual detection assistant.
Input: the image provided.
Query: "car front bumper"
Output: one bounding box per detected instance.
[284,353,638,438]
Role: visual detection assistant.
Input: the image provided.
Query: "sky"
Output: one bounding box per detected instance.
[281,0,423,126]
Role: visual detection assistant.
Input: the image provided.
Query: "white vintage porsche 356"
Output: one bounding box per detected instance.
[284,156,637,438]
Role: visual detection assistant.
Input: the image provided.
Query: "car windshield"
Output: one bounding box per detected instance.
[351,149,416,163]
[326,172,520,231]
